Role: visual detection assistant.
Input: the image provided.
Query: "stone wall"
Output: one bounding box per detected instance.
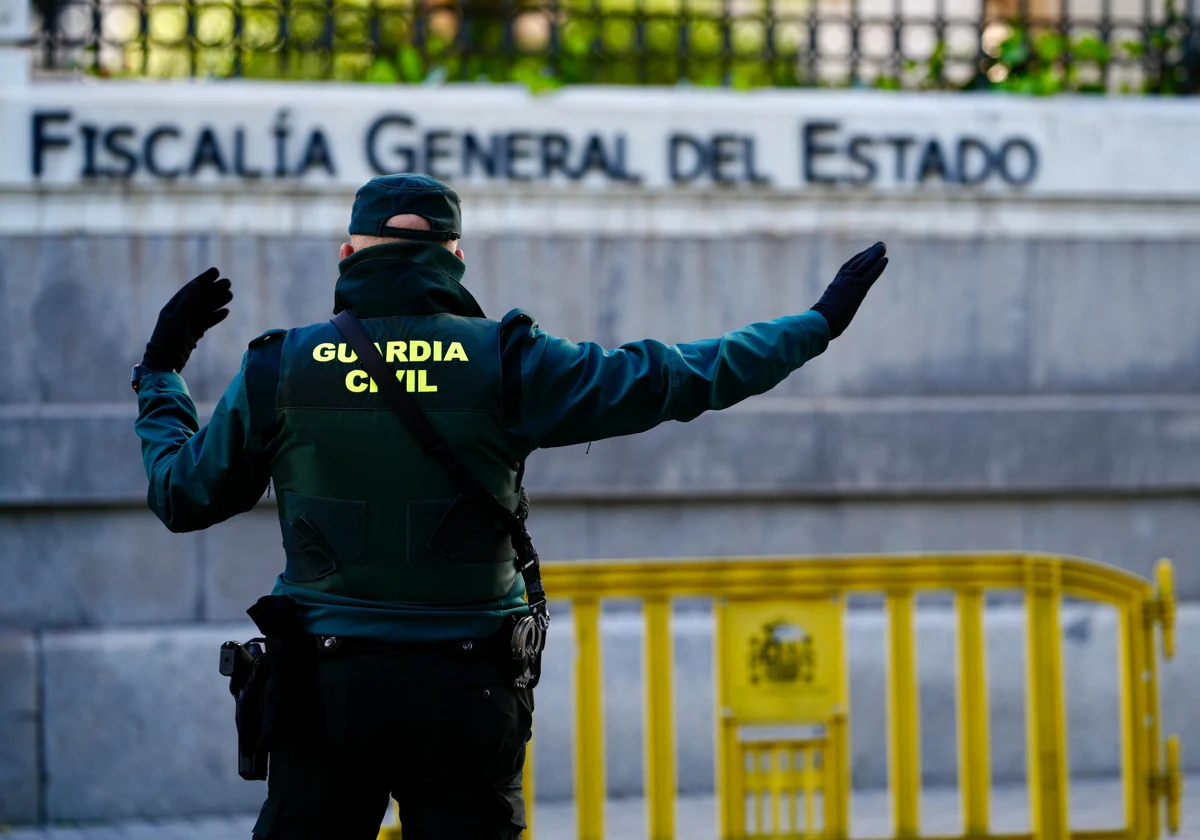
[2,230,1197,824]
[1,85,1198,826]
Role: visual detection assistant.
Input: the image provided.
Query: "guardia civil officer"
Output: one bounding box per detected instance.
[132,174,888,840]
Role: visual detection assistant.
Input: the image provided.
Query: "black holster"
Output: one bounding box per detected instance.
[220,595,317,781]
[220,637,268,780]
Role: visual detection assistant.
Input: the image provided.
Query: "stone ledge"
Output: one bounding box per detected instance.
[5,497,1198,632]
[4,400,1200,505]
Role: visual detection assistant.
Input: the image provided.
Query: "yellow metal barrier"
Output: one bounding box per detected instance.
[380,553,1181,840]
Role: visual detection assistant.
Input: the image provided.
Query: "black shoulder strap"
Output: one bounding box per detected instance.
[330,310,547,613]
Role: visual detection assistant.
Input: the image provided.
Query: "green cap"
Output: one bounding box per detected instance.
[348,174,462,242]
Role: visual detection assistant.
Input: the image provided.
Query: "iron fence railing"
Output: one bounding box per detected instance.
[28,0,1200,90]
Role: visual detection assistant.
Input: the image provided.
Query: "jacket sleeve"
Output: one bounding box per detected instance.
[501,309,831,451]
[134,355,272,533]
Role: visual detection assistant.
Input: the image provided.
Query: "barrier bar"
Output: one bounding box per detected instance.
[769,749,783,834]
[573,598,606,840]
[752,750,764,834]
[795,749,806,833]
[1025,559,1069,840]
[1146,613,1165,840]
[644,596,676,840]
[715,601,744,840]
[1118,600,1143,838]
[523,732,534,840]
[887,590,922,837]
[956,588,991,834]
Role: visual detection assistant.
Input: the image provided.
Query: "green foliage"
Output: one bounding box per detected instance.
[981,14,1194,95]
[74,0,1194,94]
[977,26,1112,94]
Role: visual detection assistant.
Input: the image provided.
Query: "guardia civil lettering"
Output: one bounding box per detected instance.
[311,340,469,393]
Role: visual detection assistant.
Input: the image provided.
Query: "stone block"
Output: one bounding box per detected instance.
[584,498,1026,561]
[0,414,146,505]
[0,236,142,405]
[1030,240,1200,393]
[800,236,1033,397]
[0,631,38,825]
[6,401,1200,505]
[0,510,202,628]
[526,400,1200,498]
[1022,499,1200,586]
[201,508,286,622]
[41,623,264,821]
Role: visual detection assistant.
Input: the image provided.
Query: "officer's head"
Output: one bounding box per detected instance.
[341,174,464,262]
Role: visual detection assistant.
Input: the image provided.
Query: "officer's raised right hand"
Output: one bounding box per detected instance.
[809,242,888,339]
[142,267,233,372]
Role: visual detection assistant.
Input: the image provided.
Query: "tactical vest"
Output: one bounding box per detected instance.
[258,309,523,605]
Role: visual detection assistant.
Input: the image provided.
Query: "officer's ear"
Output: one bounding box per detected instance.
[340,242,354,260]
[455,247,465,262]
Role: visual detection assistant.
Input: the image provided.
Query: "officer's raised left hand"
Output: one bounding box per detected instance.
[143,267,233,372]
[810,242,888,339]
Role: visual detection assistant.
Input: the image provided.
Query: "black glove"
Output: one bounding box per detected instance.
[810,242,888,339]
[142,267,233,372]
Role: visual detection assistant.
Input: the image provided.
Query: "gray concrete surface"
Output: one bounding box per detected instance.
[7,605,1193,824]
[2,150,1199,832]
[3,501,1199,634]
[6,778,1200,839]
[4,235,1200,505]
[0,633,38,825]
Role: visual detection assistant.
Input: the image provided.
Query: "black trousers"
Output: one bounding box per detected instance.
[251,642,533,840]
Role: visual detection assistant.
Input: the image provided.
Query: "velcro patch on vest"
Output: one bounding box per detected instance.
[407,494,518,566]
[280,492,368,582]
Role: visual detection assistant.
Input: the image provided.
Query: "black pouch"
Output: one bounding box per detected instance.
[248,596,321,749]
[280,492,367,583]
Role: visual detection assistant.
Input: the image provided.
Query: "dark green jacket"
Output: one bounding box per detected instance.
[135,241,831,641]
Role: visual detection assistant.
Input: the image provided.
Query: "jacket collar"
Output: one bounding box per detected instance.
[332,242,486,319]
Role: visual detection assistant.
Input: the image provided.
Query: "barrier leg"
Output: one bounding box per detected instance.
[886,591,921,838]
[574,598,606,840]
[957,588,991,835]
[715,601,745,840]
[825,713,850,839]
[644,596,676,840]
[524,730,535,840]
[1025,559,1069,840]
